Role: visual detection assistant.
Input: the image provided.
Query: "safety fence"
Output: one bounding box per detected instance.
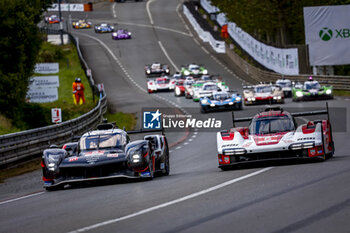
[186,1,350,90]
[0,30,107,168]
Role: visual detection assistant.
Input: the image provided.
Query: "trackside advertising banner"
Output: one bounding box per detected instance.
[227,22,299,75]
[48,4,84,12]
[200,0,299,75]
[304,5,350,66]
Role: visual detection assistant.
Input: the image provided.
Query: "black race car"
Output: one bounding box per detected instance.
[41,123,170,190]
[144,62,170,77]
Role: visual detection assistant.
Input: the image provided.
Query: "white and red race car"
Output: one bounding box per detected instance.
[147,76,176,93]
[243,84,284,105]
[217,105,334,170]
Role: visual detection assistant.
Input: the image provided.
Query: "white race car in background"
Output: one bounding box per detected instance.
[243,84,284,105]
[192,82,229,102]
[147,76,176,93]
[276,78,292,97]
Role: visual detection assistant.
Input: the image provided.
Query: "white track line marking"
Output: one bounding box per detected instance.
[158,41,179,72]
[146,0,155,25]
[176,0,192,37]
[112,3,117,18]
[0,192,44,205]
[93,21,191,37]
[73,32,190,115]
[68,167,273,233]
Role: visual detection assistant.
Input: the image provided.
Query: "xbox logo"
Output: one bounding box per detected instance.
[319,27,333,41]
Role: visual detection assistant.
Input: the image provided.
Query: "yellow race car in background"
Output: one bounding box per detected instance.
[72,19,92,29]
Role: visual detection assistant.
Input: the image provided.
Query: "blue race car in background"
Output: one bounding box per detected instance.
[200,91,242,113]
[95,23,114,33]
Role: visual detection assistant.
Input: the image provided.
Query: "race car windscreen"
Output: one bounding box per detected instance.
[304,81,321,90]
[212,93,230,100]
[157,79,170,84]
[276,80,291,88]
[255,86,272,93]
[203,85,217,91]
[79,133,126,150]
[249,115,295,135]
[189,65,199,70]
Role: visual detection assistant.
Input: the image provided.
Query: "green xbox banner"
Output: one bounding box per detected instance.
[304,5,350,66]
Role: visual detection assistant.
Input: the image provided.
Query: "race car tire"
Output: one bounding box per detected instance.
[148,155,154,180]
[163,152,170,176]
[200,106,207,113]
[319,125,327,161]
[220,166,230,171]
[45,184,63,191]
[326,124,335,159]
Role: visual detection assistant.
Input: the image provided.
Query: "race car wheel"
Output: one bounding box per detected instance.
[200,106,207,113]
[45,184,63,191]
[148,155,154,180]
[163,152,170,176]
[320,126,327,161]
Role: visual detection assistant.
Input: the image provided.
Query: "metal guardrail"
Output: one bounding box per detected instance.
[0,30,107,168]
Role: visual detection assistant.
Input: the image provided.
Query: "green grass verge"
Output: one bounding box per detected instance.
[0,158,41,183]
[334,90,350,97]
[0,42,96,135]
[103,111,137,131]
[36,42,97,121]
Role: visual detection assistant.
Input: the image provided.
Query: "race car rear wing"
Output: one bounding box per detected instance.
[127,128,165,135]
[232,103,330,127]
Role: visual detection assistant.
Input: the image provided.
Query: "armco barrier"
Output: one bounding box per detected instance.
[183,3,225,53]
[0,31,107,168]
[188,2,350,90]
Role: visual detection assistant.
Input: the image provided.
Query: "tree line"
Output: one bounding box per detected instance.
[210,0,350,47]
[0,0,53,127]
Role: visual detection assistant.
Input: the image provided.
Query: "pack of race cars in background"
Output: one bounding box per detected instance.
[144,63,333,113]
[145,63,243,112]
[44,15,132,40]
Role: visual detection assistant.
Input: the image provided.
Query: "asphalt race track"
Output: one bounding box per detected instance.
[1,1,350,233]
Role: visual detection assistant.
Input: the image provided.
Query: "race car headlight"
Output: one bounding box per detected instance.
[289,142,315,150]
[175,87,181,95]
[210,103,215,107]
[165,69,170,73]
[229,102,234,105]
[128,32,131,36]
[273,96,282,100]
[202,69,208,75]
[248,97,255,101]
[201,99,208,104]
[296,91,303,97]
[236,97,241,101]
[111,26,114,29]
[146,70,151,74]
[223,148,246,155]
[184,70,190,76]
[98,27,101,29]
[326,89,332,95]
[132,153,141,163]
[190,91,193,95]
